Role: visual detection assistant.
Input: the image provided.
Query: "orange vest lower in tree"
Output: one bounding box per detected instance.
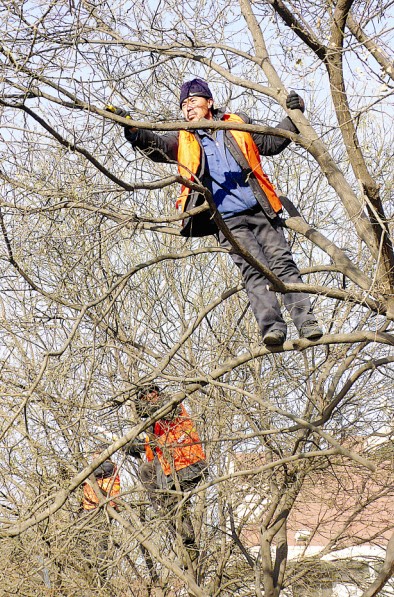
[145,405,206,477]
[82,468,121,511]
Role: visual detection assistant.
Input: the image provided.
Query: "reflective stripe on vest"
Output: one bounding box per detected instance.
[82,471,121,511]
[176,114,282,213]
[176,131,201,212]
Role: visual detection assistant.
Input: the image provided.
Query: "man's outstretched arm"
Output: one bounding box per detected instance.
[124,125,179,164]
[109,106,179,163]
[249,91,305,156]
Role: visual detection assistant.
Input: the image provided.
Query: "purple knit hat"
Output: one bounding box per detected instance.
[179,78,213,107]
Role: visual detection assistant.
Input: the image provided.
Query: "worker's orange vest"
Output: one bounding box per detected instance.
[145,405,206,476]
[82,468,121,511]
[176,113,282,213]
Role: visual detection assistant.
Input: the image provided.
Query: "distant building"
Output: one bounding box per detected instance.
[230,433,393,596]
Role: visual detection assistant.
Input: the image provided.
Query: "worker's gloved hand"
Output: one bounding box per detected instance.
[106,105,132,125]
[286,91,305,112]
[123,440,144,459]
[114,107,131,120]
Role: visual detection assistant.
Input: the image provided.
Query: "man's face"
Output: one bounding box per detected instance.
[182,96,213,122]
[143,390,159,403]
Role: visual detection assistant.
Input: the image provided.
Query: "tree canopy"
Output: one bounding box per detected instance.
[0,0,393,595]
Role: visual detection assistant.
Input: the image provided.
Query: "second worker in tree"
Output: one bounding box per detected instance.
[124,385,207,561]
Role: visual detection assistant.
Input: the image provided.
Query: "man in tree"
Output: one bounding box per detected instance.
[81,445,121,513]
[125,385,207,560]
[119,79,323,345]
[79,445,121,584]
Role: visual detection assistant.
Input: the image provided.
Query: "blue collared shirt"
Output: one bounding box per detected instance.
[198,129,258,218]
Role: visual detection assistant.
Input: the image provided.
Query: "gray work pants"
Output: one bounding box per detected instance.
[139,460,205,546]
[218,206,315,338]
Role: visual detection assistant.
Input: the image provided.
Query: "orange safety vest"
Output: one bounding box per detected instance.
[82,467,121,511]
[145,405,206,477]
[176,113,282,214]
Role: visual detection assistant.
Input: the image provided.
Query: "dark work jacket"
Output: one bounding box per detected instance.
[125,109,297,237]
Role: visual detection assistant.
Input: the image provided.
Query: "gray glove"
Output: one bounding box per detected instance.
[105,105,132,125]
[286,91,305,113]
[114,107,131,121]
[123,440,145,459]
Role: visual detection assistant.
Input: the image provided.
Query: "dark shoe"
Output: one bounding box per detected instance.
[263,329,286,346]
[299,320,323,341]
